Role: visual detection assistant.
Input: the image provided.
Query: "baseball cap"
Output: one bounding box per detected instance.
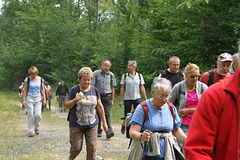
[217,53,232,62]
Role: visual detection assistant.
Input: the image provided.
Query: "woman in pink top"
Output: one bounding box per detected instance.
[169,63,208,154]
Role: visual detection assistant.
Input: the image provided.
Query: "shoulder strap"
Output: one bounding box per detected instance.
[161,69,167,78]
[124,73,127,91]
[138,72,142,90]
[208,70,214,86]
[27,77,30,91]
[167,101,175,119]
[140,101,148,121]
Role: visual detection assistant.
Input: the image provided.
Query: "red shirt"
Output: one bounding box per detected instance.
[200,69,231,86]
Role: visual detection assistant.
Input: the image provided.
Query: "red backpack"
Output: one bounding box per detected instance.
[126,100,175,138]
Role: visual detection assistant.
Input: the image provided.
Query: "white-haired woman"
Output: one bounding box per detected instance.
[128,78,186,160]
[65,67,108,160]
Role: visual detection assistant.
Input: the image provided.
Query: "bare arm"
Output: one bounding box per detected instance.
[119,84,124,107]
[65,91,83,109]
[22,82,28,107]
[41,83,46,106]
[179,108,196,117]
[140,84,147,100]
[172,128,187,143]
[111,86,115,108]
[96,99,108,132]
[129,124,152,142]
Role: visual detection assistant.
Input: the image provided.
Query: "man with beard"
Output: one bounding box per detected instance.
[200,53,232,86]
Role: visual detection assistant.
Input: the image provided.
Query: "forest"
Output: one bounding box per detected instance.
[0,0,239,90]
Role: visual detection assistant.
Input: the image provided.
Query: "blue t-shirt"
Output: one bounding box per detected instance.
[67,85,100,128]
[130,99,181,158]
[24,77,43,97]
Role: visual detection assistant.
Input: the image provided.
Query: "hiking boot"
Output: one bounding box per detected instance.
[29,133,34,137]
[121,125,125,134]
[106,131,114,139]
[35,129,39,135]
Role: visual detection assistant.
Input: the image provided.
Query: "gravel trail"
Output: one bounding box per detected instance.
[0,105,130,160]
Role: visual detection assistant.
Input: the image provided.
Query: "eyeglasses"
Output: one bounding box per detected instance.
[158,94,170,99]
[187,74,200,78]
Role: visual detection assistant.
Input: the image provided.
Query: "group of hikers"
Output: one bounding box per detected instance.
[19,50,240,160]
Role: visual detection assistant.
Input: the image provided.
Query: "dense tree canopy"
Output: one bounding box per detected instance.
[0,0,239,90]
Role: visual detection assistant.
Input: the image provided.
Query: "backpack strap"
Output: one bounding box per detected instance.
[140,101,148,121]
[124,73,127,91]
[27,76,43,92]
[208,70,214,86]
[161,69,167,78]
[167,101,175,119]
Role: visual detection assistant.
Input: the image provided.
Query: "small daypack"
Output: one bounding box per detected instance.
[126,100,175,139]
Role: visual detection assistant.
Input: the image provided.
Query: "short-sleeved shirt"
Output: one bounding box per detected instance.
[24,76,43,97]
[67,85,100,128]
[91,69,117,95]
[130,99,181,158]
[120,72,145,100]
[161,69,184,87]
[200,69,231,86]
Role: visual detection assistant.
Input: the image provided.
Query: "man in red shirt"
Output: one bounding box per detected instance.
[200,53,232,86]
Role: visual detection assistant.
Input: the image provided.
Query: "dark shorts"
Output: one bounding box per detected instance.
[124,98,141,116]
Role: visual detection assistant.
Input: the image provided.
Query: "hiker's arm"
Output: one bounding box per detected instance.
[65,91,83,109]
[22,82,28,107]
[119,84,124,108]
[129,124,152,142]
[158,74,162,78]
[41,83,46,106]
[179,108,196,117]
[140,84,147,100]
[172,128,187,143]
[111,86,115,108]
[96,99,108,133]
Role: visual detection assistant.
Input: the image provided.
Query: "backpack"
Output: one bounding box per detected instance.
[27,76,43,91]
[207,70,214,86]
[126,100,175,139]
[124,72,142,91]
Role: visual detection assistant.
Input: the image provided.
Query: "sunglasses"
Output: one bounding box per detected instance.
[188,74,201,78]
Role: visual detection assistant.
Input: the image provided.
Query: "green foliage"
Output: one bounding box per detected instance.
[0,0,240,90]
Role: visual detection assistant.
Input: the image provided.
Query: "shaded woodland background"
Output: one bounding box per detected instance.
[0,0,239,90]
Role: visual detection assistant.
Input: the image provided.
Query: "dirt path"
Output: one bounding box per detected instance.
[0,105,130,160]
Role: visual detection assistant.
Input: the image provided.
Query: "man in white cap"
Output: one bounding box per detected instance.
[200,53,232,86]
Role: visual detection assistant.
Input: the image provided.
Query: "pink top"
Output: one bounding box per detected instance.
[182,89,198,126]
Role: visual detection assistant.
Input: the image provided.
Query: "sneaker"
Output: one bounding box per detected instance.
[35,129,39,135]
[29,133,34,137]
[97,133,102,137]
[106,131,114,139]
[121,125,125,134]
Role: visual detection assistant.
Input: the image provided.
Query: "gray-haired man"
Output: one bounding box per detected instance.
[119,60,147,135]
[91,60,117,139]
